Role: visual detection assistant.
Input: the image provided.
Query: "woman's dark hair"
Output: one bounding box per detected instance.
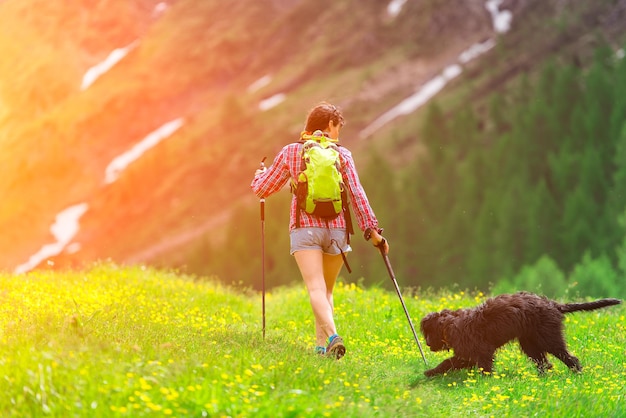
[304,102,345,132]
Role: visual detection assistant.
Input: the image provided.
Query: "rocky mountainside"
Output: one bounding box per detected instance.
[1,0,624,274]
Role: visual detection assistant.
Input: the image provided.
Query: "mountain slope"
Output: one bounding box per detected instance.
[1,0,624,275]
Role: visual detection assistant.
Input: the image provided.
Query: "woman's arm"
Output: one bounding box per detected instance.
[251,146,291,198]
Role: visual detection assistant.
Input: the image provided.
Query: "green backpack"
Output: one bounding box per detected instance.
[292,131,353,231]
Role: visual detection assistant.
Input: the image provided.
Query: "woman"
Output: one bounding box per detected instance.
[251,102,388,359]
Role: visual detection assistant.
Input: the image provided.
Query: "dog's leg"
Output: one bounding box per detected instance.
[545,333,583,372]
[450,356,475,372]
[424,358,454,377]
[476,360,494,374]
[424,356,474,377]
[552,350,582,372]
[476,352,495,375]
[535,355,553,374]
[519,338,553,374]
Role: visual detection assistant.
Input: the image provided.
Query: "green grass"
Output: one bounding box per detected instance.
[1,264,624,417]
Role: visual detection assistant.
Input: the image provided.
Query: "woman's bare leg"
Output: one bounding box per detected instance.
[322,252,344,317]
[294,250,343,347]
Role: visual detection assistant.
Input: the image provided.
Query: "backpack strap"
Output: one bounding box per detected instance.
[294,140,305,229]
[332,144,354,245]
[341,187,354,245]
[331,238,352,274]
[296,198,302,228]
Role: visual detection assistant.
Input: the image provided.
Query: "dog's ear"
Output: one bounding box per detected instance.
[438,309,458,325]
[442,312,471,347]
[441,309,459,318]
[420,312,439,331]
[421,309,456,331]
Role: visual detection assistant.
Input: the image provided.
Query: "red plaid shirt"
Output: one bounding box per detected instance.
[251,142,380,232]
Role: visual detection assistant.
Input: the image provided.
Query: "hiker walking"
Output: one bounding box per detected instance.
[251,102,388,359]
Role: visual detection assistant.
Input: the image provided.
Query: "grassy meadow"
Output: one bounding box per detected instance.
[0,264,624,417]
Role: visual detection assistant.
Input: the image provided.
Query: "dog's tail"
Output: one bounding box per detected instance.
[559,298,622,314]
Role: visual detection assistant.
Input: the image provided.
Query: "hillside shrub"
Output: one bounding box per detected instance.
[568,251,622,298]
[491,255,567,298]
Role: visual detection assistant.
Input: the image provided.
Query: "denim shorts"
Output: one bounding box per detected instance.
[289,228,352,255]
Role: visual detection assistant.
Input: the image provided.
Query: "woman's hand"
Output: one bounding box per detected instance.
[370,229,389,255]
[255,167,267,176]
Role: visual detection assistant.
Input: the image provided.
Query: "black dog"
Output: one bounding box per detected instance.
[420,291,621,377]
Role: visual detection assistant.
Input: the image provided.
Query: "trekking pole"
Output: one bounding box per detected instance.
[259,157,267,340]
[376,240,427,366]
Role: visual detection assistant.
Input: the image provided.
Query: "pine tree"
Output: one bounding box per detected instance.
[523,179,559,266]
[606,121,626,259]
[420,102,449,163]
[559,184,596,270]
[487,93,510,136]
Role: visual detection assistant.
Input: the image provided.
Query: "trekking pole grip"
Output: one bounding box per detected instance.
[259,157,266,221]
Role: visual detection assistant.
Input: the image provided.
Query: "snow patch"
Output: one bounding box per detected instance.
[486,0,513,33]
[248,75,272,93]
[259,94,286,111]
[387,0,408,18]
[81,41,137,90]
[153,2,168,17]
[104,118,184,184]
[360,65,462,138]
[14,203,89,274]
[458,39,496,63]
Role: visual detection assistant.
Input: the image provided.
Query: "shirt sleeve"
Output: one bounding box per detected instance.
[250,145,292,198]
[340,147,379,232]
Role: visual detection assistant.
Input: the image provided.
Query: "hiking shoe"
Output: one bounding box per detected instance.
[326,335,345,359]
[315,346,327,356]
